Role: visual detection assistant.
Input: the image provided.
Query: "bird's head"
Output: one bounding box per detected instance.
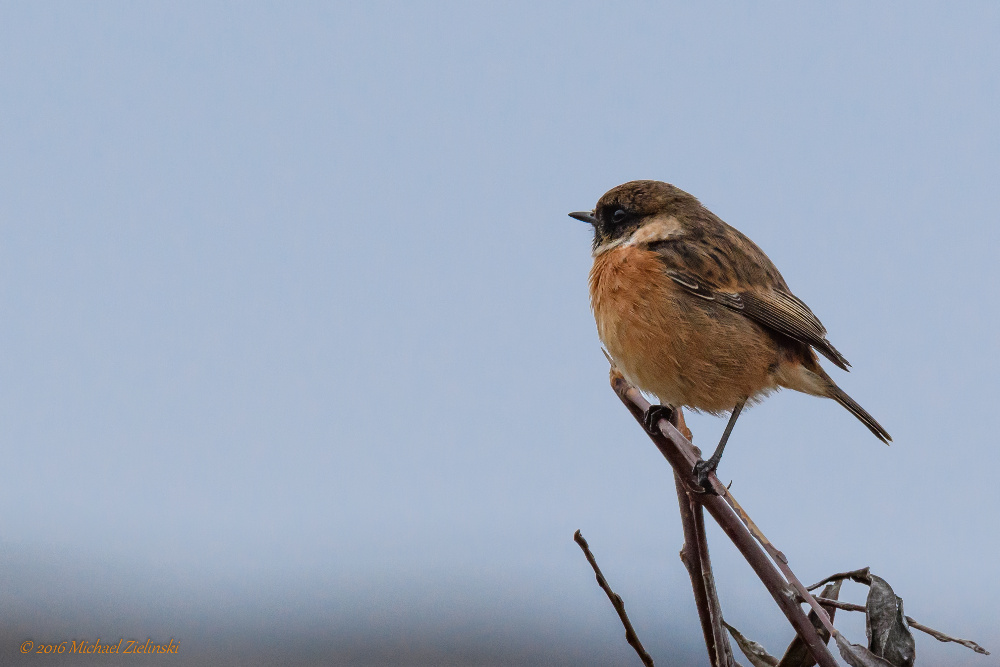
[570,180,698,254]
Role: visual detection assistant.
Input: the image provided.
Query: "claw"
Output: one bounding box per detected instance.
[692,460,720,495]
[643,404,674,435]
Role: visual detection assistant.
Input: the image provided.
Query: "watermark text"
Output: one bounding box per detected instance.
[20,638,179,655]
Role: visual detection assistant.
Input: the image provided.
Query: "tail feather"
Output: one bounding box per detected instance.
[816,338,851,372]
[828,384,891,444]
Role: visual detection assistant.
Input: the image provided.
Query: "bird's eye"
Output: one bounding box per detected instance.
[612,209,627,223]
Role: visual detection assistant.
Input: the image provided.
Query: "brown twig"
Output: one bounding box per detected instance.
[573,530,655,667]
[810,597,991,655]
[775,580,842,667]
[675,470,736,666]
[609,369,840,667]
[603,362,990,666]
[671,406,735,667]
[719,491,845,645]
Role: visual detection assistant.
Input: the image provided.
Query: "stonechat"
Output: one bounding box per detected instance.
[571,180,890,488]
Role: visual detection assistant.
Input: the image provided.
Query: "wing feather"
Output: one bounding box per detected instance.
[661,255,851,371]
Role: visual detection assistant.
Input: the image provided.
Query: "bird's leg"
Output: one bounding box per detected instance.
[642,404,675,435]
[693,400,746,493]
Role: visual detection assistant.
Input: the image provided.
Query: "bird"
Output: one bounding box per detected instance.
[570,180,890,489]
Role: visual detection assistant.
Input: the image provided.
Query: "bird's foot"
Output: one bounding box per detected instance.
[691,459,721,495]
[642,404,674,435]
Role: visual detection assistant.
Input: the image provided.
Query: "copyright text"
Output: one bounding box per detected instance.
[20,638,178,655]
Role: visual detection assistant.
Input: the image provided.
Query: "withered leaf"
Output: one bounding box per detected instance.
[723,619,779,667]
[866,575,915,667]
[836,635,899,667]
[806,567,871,591]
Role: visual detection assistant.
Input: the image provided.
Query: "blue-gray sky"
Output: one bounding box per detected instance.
[2,3,998,665]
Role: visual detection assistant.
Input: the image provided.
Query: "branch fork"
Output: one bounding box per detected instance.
[574,360,989,666]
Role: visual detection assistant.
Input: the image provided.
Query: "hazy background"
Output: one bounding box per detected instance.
[2,2,998,665]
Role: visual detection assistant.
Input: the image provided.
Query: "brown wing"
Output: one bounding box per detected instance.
[737,289,850,370]
[650,221,852,372]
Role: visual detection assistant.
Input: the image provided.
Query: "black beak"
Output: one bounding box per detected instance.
[569,210,598,225]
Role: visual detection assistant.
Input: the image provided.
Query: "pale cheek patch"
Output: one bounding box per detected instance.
[593,215,684,257]
[630,215,683,245]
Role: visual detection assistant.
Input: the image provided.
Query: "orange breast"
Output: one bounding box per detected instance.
[589,245,781,413]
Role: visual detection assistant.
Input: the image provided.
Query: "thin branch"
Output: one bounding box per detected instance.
[810,597,991,655]
[670,406,734,667]
[675,470,735,666]
[720,491,842,642]
[905,620,989,656]
[675,472,720,666]
[776,580,842,667]
[808,598,865,613]
[673,407,739,667]
[608,369,840,667]
[604,363,990,666]
[574,530,655,667]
